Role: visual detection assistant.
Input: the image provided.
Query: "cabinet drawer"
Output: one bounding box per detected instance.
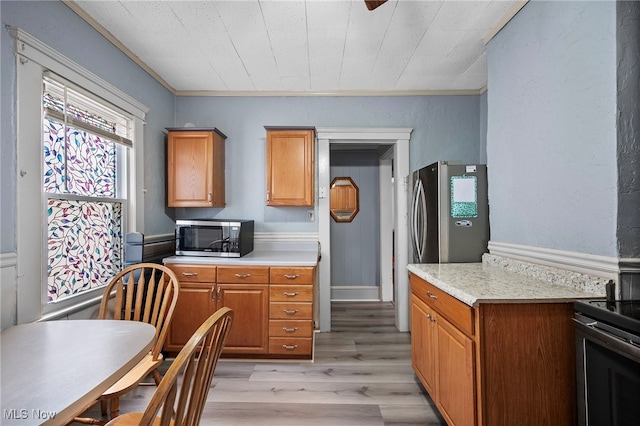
[410,273,474,337]
[269,337,313,356]
[270,302,313,320]
[217,266,269,283]
[270,285,313,302]
[269,320,313,337]
[269,267,315,285]
[167,264,216,282]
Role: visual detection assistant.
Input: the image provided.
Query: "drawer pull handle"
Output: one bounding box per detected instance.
[284,274,299,279]
[426,291,438,300]
[235,273,251,279]
[283,292,298,297]
[283,309,299,315]
[181,272,198,277]
[282,344,298,350]
[283,327,298,333]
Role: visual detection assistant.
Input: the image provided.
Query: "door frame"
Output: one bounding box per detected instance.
[317,128,412,332]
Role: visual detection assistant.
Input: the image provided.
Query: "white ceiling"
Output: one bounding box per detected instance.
[69,0,523,95]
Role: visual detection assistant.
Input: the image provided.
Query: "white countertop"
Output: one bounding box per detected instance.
[164,249,319,267]
[407,263,602,307]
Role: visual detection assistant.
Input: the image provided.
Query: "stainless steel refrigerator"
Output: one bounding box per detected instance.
[410,161,489,263]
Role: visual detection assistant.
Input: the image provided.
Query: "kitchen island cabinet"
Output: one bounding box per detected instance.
[408,263,602,426]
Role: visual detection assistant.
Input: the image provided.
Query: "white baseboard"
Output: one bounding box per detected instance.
[331,285,380,301]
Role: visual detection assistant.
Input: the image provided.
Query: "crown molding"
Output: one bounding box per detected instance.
[62,0,176,95]
[174,88,485,97]
[483,0,529,44]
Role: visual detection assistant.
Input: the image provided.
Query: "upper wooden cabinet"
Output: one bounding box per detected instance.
[265,127,315,206]
[166,128,226,207]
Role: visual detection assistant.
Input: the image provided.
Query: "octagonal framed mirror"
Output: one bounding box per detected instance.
[330,176,359,223]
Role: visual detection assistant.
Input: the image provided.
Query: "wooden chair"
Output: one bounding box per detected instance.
[74,263,180,424]
[104,307,234,426]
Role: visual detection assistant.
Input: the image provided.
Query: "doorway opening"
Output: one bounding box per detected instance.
[328,145,394,303]
[316,128,412,333]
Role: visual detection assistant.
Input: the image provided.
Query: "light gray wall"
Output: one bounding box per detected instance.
[479,92,487,164]
[175,95,483,232]
[329,150,380,287]
[0,0,176,253]
[486,0,618,257]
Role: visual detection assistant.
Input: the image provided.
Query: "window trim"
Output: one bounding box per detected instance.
[11,27,148,322]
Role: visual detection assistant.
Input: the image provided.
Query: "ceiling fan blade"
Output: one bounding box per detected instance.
[365,0,388,11]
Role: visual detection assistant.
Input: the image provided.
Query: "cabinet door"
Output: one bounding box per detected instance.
[436,316,476,426]
[266,129,314,206]
[165,282,216,352]
[411,294,436,395]
[167,130,225,207]
[218,283,269,354]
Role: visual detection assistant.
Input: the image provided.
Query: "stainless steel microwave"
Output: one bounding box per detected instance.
[175,219,254,257]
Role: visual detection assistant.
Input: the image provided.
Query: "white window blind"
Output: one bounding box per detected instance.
[43,71,133,147]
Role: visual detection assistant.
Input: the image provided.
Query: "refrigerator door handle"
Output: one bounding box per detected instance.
[412,179,427,263]
[410,178,419,261]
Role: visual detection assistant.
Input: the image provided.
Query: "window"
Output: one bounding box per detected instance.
[42,74,131,303]
[11,27,148,321]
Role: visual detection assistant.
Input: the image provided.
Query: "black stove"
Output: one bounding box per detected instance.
[574,299,640,336]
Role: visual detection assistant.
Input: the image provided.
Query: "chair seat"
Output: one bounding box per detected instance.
[101,352,163,398]
[105,412,167,426]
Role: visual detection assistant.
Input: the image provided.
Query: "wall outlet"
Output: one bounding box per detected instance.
[307,210,315,222]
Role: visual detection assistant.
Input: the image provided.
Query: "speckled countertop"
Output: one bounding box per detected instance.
[407,263,603,307]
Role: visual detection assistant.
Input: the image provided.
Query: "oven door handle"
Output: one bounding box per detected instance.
[574,316,640,361]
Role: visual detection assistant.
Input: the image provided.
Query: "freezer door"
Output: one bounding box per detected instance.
[441,164,489,263]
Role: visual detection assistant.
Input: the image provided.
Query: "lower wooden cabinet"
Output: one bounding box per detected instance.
[409,272,577,426]
[410,294,436,395]
[268,266,315,358]
[411,291,475,426]
[217,266,269,355]
[435,312,475,426]
[165,263,315,359]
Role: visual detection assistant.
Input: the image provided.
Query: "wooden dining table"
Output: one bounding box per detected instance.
[1,319,156,426]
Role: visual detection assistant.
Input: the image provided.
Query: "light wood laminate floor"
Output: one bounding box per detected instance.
[75,302,445,425]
